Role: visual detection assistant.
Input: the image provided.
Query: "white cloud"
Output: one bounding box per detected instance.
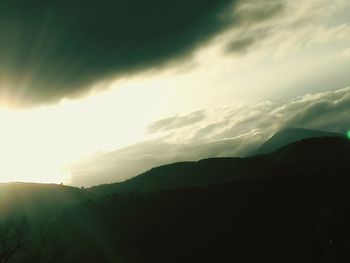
[343,48,350,58]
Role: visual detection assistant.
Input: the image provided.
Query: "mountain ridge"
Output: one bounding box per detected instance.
[251,127,344,155]
[90,135,349,195]
[1,132,348,220]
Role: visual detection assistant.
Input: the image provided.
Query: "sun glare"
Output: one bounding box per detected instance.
[0,75,174,185]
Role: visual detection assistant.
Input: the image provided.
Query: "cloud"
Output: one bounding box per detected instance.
[3,0,340,107]
[279,87,350,132]
[66,87,350,186]
[343,48,350,58]
[0,0,240,107]
[147,110,206,133]
[226,35,260,53]
[234,0,284,25]
[223,0,285,54]
[223,0,350,57]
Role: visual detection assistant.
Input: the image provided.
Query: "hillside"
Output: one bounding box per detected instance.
[0,183,97,220]
[90,136,349,195]
[1,136,350,262]
[3,135,344,221]
[56,136,350,263]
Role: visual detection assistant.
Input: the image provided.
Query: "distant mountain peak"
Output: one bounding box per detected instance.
[252,127,344,155]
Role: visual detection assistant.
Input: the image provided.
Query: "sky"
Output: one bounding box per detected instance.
[0,0,349,186]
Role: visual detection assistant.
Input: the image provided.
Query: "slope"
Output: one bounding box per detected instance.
[90,136,349,195]
[56,136,350,263]
[0,182,97,220]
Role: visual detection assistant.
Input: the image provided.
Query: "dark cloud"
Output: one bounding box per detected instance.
[226,36,258,53]
[0,0,236,107]
[147,110,206,133]
[235,0,284,25]
[224,0,284,54]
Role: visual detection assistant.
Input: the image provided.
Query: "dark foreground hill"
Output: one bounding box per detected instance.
[50,136,350,263]
[56,175,350,263]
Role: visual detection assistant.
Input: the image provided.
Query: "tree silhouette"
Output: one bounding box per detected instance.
[0,218,28,263]
[0,218,64,263]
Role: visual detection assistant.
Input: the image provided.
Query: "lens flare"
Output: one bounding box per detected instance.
[347,130,350,139]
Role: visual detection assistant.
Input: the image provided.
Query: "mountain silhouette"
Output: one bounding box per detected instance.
[91,136,349,195]
[251,127,343,155]
[2,135,348,221]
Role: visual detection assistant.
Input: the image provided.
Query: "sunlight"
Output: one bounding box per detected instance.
[0,75,174,184]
